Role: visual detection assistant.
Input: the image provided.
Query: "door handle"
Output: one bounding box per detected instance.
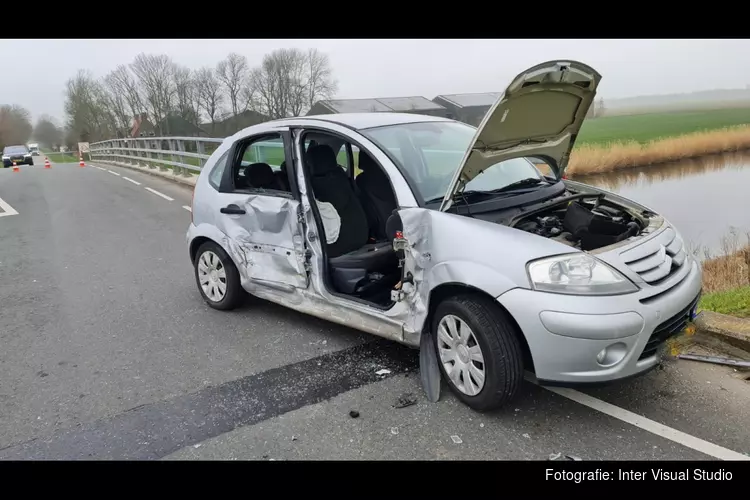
[220,204,246,215]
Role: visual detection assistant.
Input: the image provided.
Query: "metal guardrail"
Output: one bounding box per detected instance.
[89,135,470,178]
[89,136,228,176]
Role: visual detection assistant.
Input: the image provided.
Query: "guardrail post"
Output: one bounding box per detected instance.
[141,138,150,168]
[176,139,191,177]
[158,139,168,172]
[169,138,179,176]
[196,140,206,170]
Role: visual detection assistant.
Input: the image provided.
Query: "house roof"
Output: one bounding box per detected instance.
[157,115,207,136]
[434,92,502,109]
[317,96,446,114]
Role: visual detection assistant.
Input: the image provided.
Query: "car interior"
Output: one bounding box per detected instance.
[300,131,404,307]
[232,134,293,194]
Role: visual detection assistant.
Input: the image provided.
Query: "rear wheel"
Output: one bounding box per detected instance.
[432,294,524,411]
[193,241,245,310]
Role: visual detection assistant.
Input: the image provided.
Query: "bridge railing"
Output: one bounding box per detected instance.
[89,135,468,178]
[89,136,286,177]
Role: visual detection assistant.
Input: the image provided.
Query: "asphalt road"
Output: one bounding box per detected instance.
[0,158,748,460]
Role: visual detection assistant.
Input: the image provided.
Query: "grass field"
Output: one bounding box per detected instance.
[567,107,750,176]
[44,152,81,163]
[576,107,750,145]
[697,231,750,318]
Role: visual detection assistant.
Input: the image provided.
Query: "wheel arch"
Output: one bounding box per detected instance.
[423,282,535,373]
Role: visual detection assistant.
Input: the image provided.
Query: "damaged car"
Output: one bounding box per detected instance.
[186,60,703,411]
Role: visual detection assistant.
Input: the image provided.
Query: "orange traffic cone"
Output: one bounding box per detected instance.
[79,157,85,168]
[12,161,19,172]
[44,157,51,169]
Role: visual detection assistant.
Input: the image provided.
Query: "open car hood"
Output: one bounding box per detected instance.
[439,60,601,212]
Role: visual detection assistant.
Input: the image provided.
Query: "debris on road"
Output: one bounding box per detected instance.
[390,427,399,435]
[450,435,463,444]
[292,436,297,441]
[349,410,360,419]
[193,443,202,449]
[393,393,417,409]
[375,369,391,376]
[522,433,531,439]
[677,353,750,368]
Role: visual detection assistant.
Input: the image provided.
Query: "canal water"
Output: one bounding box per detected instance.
[577,151,750,259]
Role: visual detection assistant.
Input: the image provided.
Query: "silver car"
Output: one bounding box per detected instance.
[187,60,702,411]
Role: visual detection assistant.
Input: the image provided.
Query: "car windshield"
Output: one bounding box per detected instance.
[360,121,548,203]
[4,146,28,155]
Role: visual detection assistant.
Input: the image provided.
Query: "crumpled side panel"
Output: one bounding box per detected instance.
[222,194,307,289]
[399,208,435,336]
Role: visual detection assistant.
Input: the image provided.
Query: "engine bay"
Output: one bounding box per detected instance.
[512,195,648,251]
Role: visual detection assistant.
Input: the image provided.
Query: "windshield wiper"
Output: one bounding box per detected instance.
[425,190,494,205]
[489,177,546,193]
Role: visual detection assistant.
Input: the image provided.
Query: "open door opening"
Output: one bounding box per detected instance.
[298,130,404,308]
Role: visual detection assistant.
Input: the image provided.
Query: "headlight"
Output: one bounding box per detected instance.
[527,253,638,295]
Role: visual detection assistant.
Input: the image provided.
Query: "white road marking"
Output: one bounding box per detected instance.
[123,176,141,185]
[525,374,750,461]
[0,196,19,218]
[107,170,121,176]
[182,205,192,212]
[145,187,174,201]
[95,166,106,171]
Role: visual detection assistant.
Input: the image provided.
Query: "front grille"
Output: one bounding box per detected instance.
[621,227,686,285]
[638,292,701,360]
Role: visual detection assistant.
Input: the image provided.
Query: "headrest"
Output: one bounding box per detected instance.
[358,152,377,172]
[306,145,339,176]
[246,162,275,188]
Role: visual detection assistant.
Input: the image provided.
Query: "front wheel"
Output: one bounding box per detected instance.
[432,294,524,411]
[193,241,245,310]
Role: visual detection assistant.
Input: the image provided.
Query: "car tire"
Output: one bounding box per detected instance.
[432,293,524,411]
[193,241,245,311]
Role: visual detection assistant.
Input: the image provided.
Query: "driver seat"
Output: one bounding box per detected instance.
[306,144,398,295]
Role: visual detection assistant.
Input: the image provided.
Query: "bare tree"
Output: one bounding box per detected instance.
[194,67,224,133]
[173,65,200,125]
[32,114,63,148]
[304,48,338,110]
[216,53,249,117]
[105,65,144,125]
[0,104,33,148]
[64,70,114,143]
[130,53,177,134]
[248,48,337,119]
[102,72,132,135]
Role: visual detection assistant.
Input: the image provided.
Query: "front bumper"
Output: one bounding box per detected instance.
[497,255,703,384]
[3,157,32,166]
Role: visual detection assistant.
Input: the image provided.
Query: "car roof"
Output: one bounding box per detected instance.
[294,112,454,130]
[4,145,27,150]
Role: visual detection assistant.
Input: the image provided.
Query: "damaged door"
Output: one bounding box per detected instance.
[216,130,309,292]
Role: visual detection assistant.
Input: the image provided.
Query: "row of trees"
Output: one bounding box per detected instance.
[0,105,63,151]
[64,48,338,145]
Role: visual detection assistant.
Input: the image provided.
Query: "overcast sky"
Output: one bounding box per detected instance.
[3,39,749,124]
